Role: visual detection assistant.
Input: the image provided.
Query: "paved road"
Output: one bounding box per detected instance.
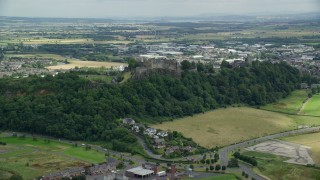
[218,126,320,180]
[239,163,265,180]
[4,126,320,179]
[134,134,196,162]
[135,135,162,159]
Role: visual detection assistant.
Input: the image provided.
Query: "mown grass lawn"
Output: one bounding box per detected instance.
[302,94,320,116]
[261,90,309,114]
[64,147,105,163]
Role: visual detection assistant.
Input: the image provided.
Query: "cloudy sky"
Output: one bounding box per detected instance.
[0,0,319,18]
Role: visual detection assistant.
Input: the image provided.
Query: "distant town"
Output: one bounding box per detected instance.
[1,14,320,180]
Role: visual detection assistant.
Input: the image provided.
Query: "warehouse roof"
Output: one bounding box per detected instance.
[126,166,154,176]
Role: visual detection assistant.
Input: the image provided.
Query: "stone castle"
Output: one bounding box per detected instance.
[134,58,181,79]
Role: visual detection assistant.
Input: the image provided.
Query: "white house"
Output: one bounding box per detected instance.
[145,128,157,136]
[157,131,168,137]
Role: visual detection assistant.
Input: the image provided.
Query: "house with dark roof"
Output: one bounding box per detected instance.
[165,146,180,155]
[88,164,115,175]
[87,158,120,175]
[181,146,196,153]
[106,157,119,167]
[154,138,165,149]
[43,167,85,180]
[122,118,135,125]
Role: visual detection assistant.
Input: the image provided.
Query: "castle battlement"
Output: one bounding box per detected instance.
[134,58,181,79]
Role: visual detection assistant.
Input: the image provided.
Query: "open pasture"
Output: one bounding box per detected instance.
[152,107,296,148]
[47,60,127,70]
[152,107,320,148]
[0,136,105,179]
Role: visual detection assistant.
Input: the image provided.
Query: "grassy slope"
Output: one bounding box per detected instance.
[280,132,320,165]
[243,151,320,180]
[152,107,320,148]
[153,107,291,148]
[261,90,309,114]
[120,72,132,84]
[302,94,320,116]
[0,137,105,179]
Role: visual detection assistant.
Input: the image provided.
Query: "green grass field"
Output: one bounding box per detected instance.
[5,53,71,61]
[194,174,238,180]
[261,90,309,114]
[120,72,132,84]
[243,151,320,180]
[179,29,320,42]
[0,137,106,179]
[4,38,94,45]
[280,132,320,165]
[152,107,320,148]
[301,94,320,116]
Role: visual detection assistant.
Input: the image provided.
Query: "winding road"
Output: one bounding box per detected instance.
[218,126,320,180]
[3,125,320,179]
[134,126,320,180]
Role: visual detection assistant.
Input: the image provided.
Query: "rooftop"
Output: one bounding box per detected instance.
[126,166,154,176]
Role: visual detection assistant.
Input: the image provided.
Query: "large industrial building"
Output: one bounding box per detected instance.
[125,166,154,178]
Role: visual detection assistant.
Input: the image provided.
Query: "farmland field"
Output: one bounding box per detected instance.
[261,90,309,114]
[280,132,320,165]
[0,136,106,179]
[301,94,320,116]
[242,151,320,180]
[47,60,127,70]
[152,107,320,148]
[13,38,94,45]
[5,53,72,60]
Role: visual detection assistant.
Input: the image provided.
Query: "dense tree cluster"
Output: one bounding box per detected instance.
[233,152,257,166]
[228,158,239,167]
[0,61,301,153]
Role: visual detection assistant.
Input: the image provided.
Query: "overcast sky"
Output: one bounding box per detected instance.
[0,0,319,18]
